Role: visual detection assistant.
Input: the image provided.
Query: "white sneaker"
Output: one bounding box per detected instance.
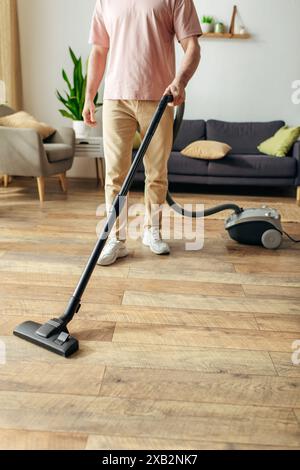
[143,227,170,255]
[97,239,129,266]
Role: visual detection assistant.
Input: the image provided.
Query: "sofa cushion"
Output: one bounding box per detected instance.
[133,132,142,150]
[168,151,209,176]
[258,126,300,157]
[44,143,73,163]
[208,154,297,178]
[0,111,56,139]
[181,140,232,159]
[173,120,206,151]
[206,120,285,154]
[0,105,15,118]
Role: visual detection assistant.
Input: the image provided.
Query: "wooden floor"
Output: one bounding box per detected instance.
[0,177,300,450]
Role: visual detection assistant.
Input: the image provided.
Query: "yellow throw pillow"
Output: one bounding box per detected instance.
[0,111,56,140]
[133,132,142,150]
[258,126,300,157]
[181,140,232,160]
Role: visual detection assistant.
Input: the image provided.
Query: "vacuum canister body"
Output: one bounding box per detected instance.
[225,206,283,249]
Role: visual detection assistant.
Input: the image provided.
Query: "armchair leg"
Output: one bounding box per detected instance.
[58,173,68,193]
[297,187,300,204]
[37,177,45,203]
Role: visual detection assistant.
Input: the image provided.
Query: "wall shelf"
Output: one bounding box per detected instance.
[200,6,251,40]
[201,33,251,40]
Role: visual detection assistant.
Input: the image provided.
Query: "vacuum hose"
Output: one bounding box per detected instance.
[167,103,243,218]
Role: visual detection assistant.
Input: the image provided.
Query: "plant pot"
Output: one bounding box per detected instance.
[72,121,90,139]
[201,23,213,34]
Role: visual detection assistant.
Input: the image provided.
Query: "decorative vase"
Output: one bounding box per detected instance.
[214,22,225,34]
[201,23,213,34]
[72,120,90,139]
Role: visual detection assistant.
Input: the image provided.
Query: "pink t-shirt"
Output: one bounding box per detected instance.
[89,0,202,100]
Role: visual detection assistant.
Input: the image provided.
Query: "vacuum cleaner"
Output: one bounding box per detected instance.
[13,95,297,357]
[167,100,284,250]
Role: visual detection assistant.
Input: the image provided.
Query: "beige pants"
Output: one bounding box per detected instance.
[103,100,174,239]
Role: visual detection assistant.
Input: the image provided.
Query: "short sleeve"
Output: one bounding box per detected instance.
[173,0,202,43]
[88,0,110,47]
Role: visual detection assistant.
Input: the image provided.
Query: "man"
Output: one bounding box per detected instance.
[83,0,202,266]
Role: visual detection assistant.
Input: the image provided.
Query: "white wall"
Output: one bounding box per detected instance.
[18,0,300,177]
[186,0,300,123]
[17,0,99,177]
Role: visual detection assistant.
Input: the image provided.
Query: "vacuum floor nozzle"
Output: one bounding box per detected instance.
[13,321,79,358]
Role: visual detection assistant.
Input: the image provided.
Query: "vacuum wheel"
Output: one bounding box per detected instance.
[261,229,282,249]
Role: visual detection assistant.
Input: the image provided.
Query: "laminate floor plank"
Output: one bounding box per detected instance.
[0,429,87,450]
[2,337,276,376]
[123,290,300,315]
[113,322,299,352]
[100,366,300,408]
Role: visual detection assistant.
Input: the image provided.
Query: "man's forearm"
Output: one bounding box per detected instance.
[86,46,108,101]
[176,40,201,87]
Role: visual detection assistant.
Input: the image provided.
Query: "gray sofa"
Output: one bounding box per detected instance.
[134,119,300,202]
[0,105,75,202]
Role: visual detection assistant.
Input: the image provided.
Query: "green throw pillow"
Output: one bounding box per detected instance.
[258,126,300,157]
[133,132,142,150]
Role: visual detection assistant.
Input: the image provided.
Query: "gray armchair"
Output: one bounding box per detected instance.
[0,105,75,202]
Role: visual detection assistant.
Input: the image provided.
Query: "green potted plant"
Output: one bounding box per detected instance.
[56,47,102,138]
[201,15,214,34]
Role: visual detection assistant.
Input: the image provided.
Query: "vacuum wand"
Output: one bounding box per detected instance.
[61,94,174,323]
[13,94,174,357]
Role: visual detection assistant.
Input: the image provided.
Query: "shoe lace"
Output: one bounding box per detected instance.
[106,238,119,247]
[151,228,161,241]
